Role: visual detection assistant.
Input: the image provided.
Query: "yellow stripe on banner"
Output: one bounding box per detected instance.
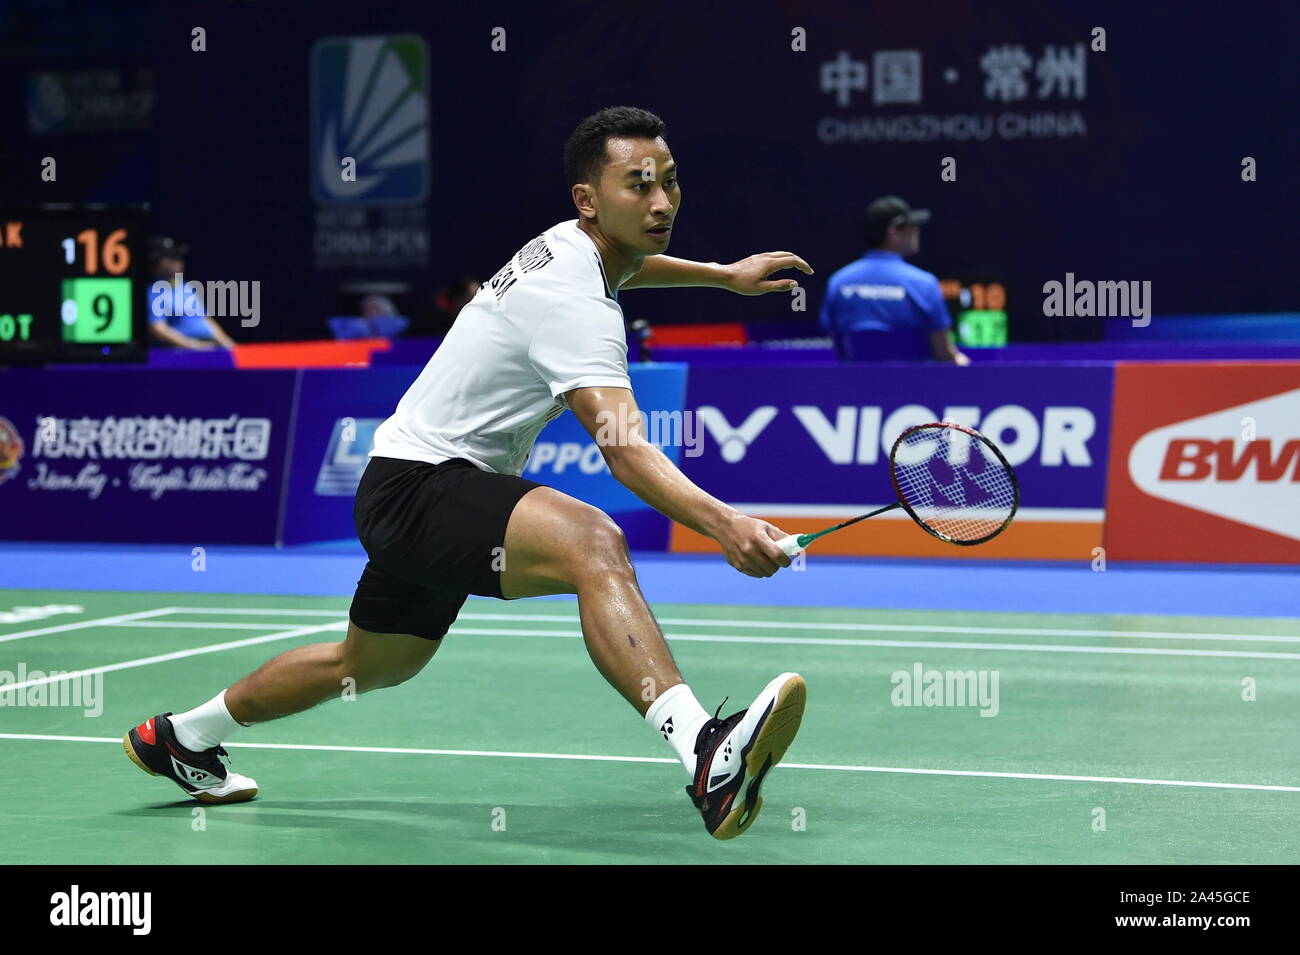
[671,516,1103,560]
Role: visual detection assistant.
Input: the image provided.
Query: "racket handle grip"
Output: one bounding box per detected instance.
[776,534,804,557]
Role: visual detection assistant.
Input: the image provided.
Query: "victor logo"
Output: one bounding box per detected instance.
[695,406,778,463]
[1128,388,1300,540]
[696,403,1094,467]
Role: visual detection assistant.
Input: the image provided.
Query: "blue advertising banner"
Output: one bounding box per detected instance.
[281,363,689,550]
[0,368,295,544]
[521,363,689,550]
[279,367,423,545]
[680,362,1113,513]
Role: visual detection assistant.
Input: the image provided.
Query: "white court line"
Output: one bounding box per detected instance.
[475,615,1300,645]
[161,607,1299,645]
[15,612,1286,690]
[0,621,346,694]
[446,627,1300,660]
[0,607,179,644]
[2,733,1297,793]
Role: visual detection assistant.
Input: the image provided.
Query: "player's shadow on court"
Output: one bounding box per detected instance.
[118,798,681,847]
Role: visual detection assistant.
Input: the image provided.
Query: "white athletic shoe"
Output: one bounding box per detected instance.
[685,672,807,839]
[124,713,259,804]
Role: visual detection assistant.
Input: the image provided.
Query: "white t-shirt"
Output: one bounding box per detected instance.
[370,219,632,475]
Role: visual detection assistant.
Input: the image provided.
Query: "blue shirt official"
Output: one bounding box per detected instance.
[819,250,951,360]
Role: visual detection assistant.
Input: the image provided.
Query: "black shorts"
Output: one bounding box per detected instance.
[348,456,543,640]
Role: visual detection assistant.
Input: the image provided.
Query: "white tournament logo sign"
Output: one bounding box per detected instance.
[1127,388,1300,541]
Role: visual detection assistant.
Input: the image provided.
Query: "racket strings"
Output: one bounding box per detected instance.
[892,427,1018,543]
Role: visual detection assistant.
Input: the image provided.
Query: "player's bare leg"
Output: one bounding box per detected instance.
[224,623,442,723]
[499,485,681,714]
[123,620,442,803]
[499,485,805,838]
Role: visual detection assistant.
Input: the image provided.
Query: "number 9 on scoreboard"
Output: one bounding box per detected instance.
[60,277,133,344]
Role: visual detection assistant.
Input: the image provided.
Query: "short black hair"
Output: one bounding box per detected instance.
[564,106,667,188]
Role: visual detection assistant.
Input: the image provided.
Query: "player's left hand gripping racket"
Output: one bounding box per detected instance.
[776,422,1021,556]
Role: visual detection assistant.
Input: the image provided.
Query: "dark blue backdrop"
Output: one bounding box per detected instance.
[1,0,1295,343]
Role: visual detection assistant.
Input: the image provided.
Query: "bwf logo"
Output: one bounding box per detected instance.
[49,885,151,935]
[1128,388,1300,541]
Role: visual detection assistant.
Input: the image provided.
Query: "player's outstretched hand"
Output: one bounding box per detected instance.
[716,514,792,577]
[723,251,814,296]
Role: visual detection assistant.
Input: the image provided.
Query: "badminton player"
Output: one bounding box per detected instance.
[125,106,811,840]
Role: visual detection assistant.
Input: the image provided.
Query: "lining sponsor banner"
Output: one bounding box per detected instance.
[280,367,420,544]
[675,363,1113,558]
[0,369,294,544]
[1105,363,1300,562]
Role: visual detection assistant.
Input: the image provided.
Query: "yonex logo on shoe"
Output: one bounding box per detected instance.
[49,885,152,935]
[170,756,218,786]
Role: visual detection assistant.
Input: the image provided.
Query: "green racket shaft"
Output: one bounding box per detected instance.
[775,502,902,556]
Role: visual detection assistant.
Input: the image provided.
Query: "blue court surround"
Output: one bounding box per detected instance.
[0,542,1296,619]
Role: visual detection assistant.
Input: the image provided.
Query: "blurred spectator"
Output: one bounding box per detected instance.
[409,276,481,337]
[147,237,236,350]
[820,197,968,364]
[360,294,402,321]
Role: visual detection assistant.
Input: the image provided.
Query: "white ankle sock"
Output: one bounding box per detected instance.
[170,689,246,752]
[645,683,711,777]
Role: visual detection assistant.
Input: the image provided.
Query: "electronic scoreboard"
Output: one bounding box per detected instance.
[0,206,149,365]
[939,276,1009,348]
